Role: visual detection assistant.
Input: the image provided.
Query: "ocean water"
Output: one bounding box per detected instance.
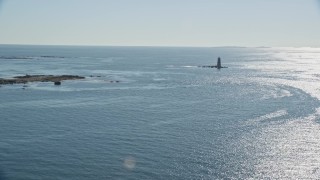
[1,45,320,179]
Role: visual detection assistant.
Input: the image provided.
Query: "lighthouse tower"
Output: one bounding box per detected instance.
[217,57,222,69]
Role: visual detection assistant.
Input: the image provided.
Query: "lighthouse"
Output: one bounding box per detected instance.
[198,57,227,69]
[217,57,222,69]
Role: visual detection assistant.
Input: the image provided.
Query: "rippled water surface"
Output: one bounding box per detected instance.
[1,45,320,179]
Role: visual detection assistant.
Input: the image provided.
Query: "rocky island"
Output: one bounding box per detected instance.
[0,75,85,85]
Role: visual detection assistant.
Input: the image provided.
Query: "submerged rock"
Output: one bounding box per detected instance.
[54,81,61,85]
[0,75,85,85]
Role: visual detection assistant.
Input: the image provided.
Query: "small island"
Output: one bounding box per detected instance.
[0,75,85,85]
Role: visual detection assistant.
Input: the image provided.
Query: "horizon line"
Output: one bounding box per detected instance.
[0,43,319,49]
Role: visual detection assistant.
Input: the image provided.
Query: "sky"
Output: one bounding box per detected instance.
[0,0,319,47]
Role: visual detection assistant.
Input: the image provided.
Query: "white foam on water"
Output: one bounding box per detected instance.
[182,65,197,68]
[261,89,292,100]
[153,78,167,81]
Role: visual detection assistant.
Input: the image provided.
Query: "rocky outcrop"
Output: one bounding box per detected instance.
[0,75,85,85]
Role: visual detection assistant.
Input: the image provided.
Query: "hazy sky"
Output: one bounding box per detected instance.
[0,0,319,47]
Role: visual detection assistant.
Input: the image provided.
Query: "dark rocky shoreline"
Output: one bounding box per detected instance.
[0,75,85,85]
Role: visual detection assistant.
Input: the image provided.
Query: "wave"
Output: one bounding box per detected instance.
[245,109,288,125]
